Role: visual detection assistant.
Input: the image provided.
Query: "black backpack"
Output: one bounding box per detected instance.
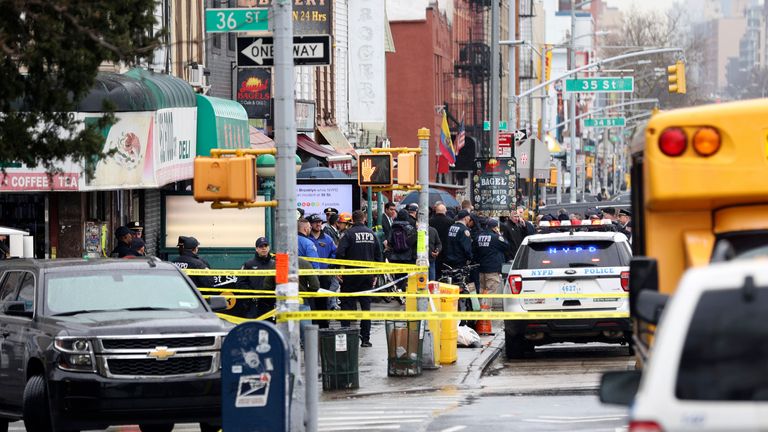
[390,224,410,253]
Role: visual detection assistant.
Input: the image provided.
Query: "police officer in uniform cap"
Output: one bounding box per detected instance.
[128,221,143,239]
[234,237,275,318]
[171,236,215,289]
[111,226,137,258]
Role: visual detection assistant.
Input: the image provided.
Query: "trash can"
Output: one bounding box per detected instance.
[439,284,459,364]
[385,320,424,377]
[319,327,360,391]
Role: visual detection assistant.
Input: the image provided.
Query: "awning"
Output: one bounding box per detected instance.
[196,94,250,156]
[250,126,275,150]
[317,126,357,157]
[297,133,342,158]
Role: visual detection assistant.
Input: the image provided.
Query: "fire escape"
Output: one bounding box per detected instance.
[518,0,536,134]
[454,0,491,157]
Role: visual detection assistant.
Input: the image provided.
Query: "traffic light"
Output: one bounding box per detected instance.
[193,155,257,202]
[357,153,393,187]
[667,60,687,94]
[397,152,417,186]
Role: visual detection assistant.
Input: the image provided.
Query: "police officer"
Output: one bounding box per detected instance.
[171,236,215,289]
[234,237,275,318]
[474,218,509,308]
[443,209,473,271]
[336,210,383,347]
[618,208,632,240]
[111,226,137,258]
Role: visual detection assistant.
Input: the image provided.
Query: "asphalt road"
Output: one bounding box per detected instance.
[8,342,633,432]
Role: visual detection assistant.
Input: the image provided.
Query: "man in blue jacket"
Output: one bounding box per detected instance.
[297,218,320,268]
[474,218,509,312]
[307,214,337,328]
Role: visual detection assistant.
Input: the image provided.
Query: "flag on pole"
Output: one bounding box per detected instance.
[438,110,455,166]
[455,119,466,156]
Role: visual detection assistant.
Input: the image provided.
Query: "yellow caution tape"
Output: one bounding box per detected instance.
[303,257,426,271]
[216,313,250,324]
[275,310,630,322]
[186,266,426,277]
[197,287,627,299]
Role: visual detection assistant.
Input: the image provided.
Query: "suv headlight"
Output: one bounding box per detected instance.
[54,337,96,372]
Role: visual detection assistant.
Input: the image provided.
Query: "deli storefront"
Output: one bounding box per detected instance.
[0,69,197,258]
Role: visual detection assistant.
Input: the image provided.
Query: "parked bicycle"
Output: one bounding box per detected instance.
[438,263,480,327]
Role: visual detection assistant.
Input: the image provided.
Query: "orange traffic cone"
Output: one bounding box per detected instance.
[475,302,493,335]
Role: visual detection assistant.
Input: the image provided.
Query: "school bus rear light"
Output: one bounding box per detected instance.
[692,127,720,157]
[658,127,687,157]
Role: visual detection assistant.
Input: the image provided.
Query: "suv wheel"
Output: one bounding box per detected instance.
[23,375,53,432]
[139,424,174,432]
[505,332,531,359]
[200,422,221,432]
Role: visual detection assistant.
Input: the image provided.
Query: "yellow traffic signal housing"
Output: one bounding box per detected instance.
[667,60,687,94]
[397,152,417,186]
[193,155,257,202]
[358,153,393,187]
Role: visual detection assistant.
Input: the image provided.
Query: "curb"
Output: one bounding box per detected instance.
[320,384,475,401]
[460,330,505,385]
[480,387,599,397]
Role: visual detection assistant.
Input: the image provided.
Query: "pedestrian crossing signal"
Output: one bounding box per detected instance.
[358,154,393,187]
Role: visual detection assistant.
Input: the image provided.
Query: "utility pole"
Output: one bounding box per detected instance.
[490,0,500,158]
[508,0,517,135]
[273,1,304,430]
[569,0,578,203]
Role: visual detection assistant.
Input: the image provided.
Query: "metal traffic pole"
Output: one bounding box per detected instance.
[569,0,578,203]
[417,128,430,312]
[272,1,304,431]
[304,325,318,432]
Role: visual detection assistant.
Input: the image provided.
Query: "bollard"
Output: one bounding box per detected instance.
[427,281,442,368]
[304,325,318,432]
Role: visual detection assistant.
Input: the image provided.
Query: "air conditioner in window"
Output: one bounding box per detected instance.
[188,64,207,88]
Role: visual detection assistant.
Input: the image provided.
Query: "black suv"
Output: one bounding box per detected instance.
[0,258,232,432]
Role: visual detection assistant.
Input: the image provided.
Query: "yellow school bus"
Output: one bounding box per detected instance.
[629,99,768,357]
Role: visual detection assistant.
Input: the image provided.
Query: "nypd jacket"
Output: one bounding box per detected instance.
[444,222,473,267]
[474,229,509,273]
[172,250,215,288]
[309,231,337,266]
[336,223,382,291]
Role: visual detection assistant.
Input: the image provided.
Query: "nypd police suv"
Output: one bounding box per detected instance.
[502,220,632,358]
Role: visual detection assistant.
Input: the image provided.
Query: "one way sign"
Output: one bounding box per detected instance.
[237,35,332,67]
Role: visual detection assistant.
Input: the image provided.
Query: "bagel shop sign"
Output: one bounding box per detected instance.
[236,68,271,119]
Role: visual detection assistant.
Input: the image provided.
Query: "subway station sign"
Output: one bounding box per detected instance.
[565,77,634,93]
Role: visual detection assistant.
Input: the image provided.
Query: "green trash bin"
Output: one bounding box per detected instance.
[319,327,360,391]
[385,320,424,377]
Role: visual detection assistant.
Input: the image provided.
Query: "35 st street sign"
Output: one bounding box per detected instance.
[584,117,626,127]
[205,8,268,33]
[565,77,634,93]
[237,35,332,67]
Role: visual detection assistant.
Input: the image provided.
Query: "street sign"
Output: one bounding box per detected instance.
[472,158,517,211]
[237,35,332,67]
[205,8,268,33]
[516,138,550,180]
[584,117,626,128]
[512,128,529,144]
[357,153,393,187]
[483,121,508,131]
[565,77,634,93]
[498,133,512,157]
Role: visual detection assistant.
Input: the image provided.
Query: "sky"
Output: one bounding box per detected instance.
[605,0,675,12]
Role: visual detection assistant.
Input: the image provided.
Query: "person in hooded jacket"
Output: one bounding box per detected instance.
[171,236,215,289]
[385,208,417,295]
[111,226,137,258]
[233,237,275,318]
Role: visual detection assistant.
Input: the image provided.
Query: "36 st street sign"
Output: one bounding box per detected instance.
[565,77,634,93]
[205,8,268,33]
[584,117,626,127]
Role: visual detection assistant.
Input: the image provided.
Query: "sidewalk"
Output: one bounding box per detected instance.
[317,302,504,400]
